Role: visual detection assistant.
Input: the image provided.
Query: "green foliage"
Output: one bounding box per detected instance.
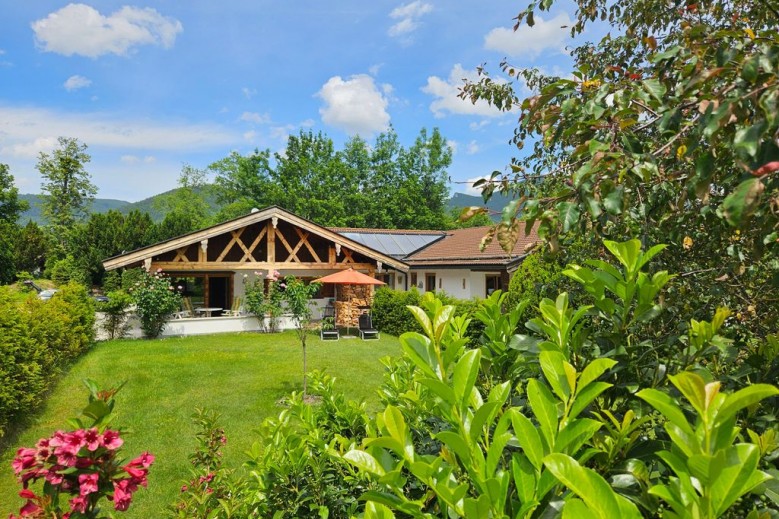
[281,276,322,395]
[211,127,453,229]
[128,269,182,338]
[243,270,285,332]
[98,290,133,340]
[0,163,27,224]
[36,137,96,231]
[245,371,371,518]
[46,254,90,286]
[369,287,422,337]
[0,222,17,284]
[0,283,94,438]
[638,372,778,518]
[463,0,779,350]
[171,409,258,518]
[13,221,47,275]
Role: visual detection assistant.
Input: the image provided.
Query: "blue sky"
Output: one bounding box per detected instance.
[0,1,588,202]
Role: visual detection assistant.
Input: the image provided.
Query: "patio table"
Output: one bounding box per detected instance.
[195,307,222,317]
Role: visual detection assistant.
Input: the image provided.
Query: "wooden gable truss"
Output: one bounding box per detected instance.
[103,207,408,274]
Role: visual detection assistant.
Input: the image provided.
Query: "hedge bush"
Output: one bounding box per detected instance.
[0,283,95,439]
[371,287,484,341]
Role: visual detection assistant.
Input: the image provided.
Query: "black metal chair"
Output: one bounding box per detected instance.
[358,313,379,340]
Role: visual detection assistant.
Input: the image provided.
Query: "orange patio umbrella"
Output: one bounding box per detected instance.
[313,269,385,332]
[314,268,387,285]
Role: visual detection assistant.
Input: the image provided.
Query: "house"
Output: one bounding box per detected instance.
[102,206,538,335]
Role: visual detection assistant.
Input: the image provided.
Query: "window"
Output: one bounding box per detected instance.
[425,274,436,292]
[410,273,418,289]
[486,274,501,296]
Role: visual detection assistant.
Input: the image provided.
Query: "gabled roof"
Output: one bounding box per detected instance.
[403,224,540,268]
[103,206,409,272]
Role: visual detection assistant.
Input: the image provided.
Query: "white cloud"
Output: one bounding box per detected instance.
[0,105,238,159]
[243,130,258,142]
[422,64,509,118]
[64,75,92,91]
[317,75,391,136]
[466,140,480,154]
[120,154,139,164]
[242,87,257,99]
[484,12,572,59]
[32,3,182,58]
[240,111,271,124]
[144,155,156,163]
[271,124,295,141]
[2,137,59,159]
[447,140,458,153]
[388,1,432,42]
[369,63,383,76]
[469,120,491,131]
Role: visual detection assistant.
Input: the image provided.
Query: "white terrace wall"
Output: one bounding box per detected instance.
[415,269,498,300]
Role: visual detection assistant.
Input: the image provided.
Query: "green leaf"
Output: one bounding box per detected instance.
[544,453,642,519]
[720,178,765,226]
[437,431,472,464]
[603,185,624,215]
[569,382,612,421]
[453,349,481,408]
[400,332,439,378]
[578,358,617,391]
[716,384,779,426]
[539,350,572,402]
[733,122,766,159]
[556,418,602,454]
[512,453,537,504]
[382,406,414,461]
[470,401,503,443]
[510,410,546,470]
[364,502,396,519]
[406,306,433,338]
[419,378,456,405]
[557,201,580,232]
[642,78,667,102]
[562,499,599,519]
[636,388,694,437]
[344,450,386,476]
[669,371,707,418]
[710,444,769,516]
[527,379,559,450]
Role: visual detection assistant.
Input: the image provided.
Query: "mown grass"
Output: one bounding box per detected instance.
[0,331,400,517]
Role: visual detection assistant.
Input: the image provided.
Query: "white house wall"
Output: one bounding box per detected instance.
[413,269,501,299]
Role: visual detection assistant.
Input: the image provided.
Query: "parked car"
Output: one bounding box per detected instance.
[38,289,59,301]
[92,295,109,303]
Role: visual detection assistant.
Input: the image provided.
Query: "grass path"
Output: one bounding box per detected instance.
[0,331,400,516]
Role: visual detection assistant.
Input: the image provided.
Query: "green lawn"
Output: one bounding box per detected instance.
[0,331,400,517]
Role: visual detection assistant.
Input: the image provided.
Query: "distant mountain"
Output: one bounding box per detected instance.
[446,191,517,221]
[18,188,517,225]
[18,194,131,224]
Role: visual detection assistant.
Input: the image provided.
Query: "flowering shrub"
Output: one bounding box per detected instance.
[243,270,285,332]
[128,268,182,338]
[9,380,154,518]
[171,409,257,518]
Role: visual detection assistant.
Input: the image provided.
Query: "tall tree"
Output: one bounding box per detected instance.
[463,0,779,337]
[14,220,49,274]
[0,163,28,223]
[37,137,97,230]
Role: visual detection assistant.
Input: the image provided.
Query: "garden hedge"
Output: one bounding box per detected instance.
[0,283,95,438]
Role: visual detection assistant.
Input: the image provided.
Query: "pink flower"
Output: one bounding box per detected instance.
[78,473,99,495]
[54,448,78,468]
[48,431,67,447]
[45,468,64,485]
[18,499,39,517]
[69,495,88,513]
[12,448,37,474]
[181,484,188,492]
[19,489,35,499]
[127,452,155,469]
[124,465,147,480]
[112,479,134,511]
[83,428,100,451]
[100,430,123,450]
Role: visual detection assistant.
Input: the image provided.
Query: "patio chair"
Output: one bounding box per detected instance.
[358,313,379,340]
[228,296,243,316]
[173,297,193,319]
